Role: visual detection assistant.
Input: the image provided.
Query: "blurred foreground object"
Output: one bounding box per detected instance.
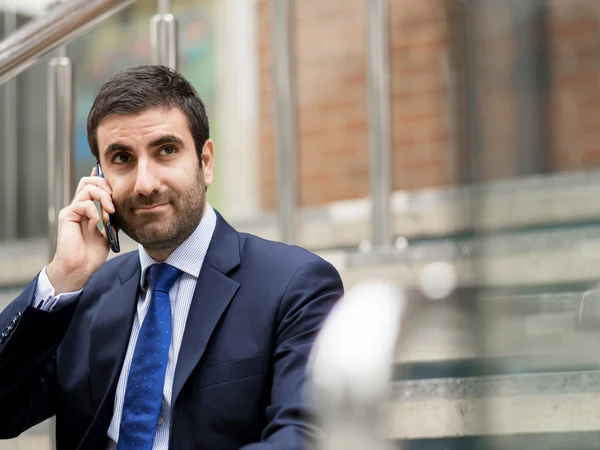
[307,280,405,450]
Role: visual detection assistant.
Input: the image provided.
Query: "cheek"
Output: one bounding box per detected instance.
[168,166,202,191]
[108,180,132,206]
[171,177,196,197]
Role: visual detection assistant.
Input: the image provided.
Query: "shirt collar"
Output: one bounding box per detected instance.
[138,203,217,290]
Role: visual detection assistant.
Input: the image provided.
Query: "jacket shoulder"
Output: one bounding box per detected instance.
[238,232,336,277]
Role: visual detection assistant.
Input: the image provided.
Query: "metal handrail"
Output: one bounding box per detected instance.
[307,281,405,450]
[0,0,135,86]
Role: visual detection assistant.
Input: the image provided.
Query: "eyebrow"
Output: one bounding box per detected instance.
[103,134,185,158]
[147,134,184,149]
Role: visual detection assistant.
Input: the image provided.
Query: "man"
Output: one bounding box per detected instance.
[0,65,343,450]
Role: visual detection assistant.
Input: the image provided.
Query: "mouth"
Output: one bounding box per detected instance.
[133,203,170,212]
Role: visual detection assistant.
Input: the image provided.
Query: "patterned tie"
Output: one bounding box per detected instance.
[117,263,182,450]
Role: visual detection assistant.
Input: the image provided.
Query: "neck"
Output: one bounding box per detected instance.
[146,248,175,262]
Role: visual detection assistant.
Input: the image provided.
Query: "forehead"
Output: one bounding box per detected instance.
[96,107,191,145]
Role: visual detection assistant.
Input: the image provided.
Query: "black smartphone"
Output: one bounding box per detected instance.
[95,162,120,253]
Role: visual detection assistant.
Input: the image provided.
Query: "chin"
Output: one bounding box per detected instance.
[141,227,176,243]
[137,233,180,250]
[122,219,176,246]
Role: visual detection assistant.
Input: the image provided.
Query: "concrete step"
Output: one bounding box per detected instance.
[386,370,600,440]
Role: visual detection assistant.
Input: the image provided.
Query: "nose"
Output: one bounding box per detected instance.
[133,159,161,196]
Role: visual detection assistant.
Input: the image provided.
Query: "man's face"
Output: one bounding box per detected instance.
[96,107,214,254]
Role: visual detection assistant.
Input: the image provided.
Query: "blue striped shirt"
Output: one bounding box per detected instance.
[34,204,217,450]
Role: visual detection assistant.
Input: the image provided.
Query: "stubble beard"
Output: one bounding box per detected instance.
[114,169,206,253]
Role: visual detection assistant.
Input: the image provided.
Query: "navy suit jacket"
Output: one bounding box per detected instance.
[0,211,343,449]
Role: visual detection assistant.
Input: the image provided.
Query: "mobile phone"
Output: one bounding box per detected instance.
[95,162,120,253]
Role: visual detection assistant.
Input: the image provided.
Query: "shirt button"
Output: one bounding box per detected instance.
[157,417,164,426]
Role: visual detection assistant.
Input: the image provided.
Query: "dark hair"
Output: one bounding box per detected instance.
[87,65,209,161]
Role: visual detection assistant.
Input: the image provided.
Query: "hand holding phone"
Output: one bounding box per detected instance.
[46,166,117,294]
[95,162,120,253]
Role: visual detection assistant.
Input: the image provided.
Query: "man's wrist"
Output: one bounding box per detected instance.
[46,262,91,295]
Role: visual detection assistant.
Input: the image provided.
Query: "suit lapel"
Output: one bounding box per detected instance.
[89,253,141,409]
[172,212,241,404]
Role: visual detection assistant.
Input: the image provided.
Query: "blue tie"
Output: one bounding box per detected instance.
[117,263,182,450]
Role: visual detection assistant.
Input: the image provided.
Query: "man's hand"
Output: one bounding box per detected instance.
[46,167,115,294]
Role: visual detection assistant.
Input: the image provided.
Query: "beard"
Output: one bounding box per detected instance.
[113,168,206,253]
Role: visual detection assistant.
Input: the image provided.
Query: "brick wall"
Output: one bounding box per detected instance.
[258,0,600,211]
[551,0,600,170]
[259,0,373,210]
[390,0,454,189]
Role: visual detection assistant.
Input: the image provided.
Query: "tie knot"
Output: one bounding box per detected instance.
[148,263,182,293]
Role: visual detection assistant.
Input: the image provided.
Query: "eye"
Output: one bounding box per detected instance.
[113,153,131,164]
[160,145,177,156]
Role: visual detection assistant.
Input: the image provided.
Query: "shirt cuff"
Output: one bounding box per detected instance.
[33,267,83,311]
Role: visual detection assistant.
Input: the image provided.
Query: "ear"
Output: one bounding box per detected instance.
[200,139,214,187]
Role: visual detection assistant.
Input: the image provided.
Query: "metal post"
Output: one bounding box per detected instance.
[462,0,482,190]
[366,0,392,249]
[460,1,489,443]
[150,0,178,69]
[47,49,74,257]
[271,0,298,245]
[158,0,171,15]
[2,9,17,240]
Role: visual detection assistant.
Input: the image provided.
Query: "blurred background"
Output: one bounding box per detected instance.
[3,0,600,449]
